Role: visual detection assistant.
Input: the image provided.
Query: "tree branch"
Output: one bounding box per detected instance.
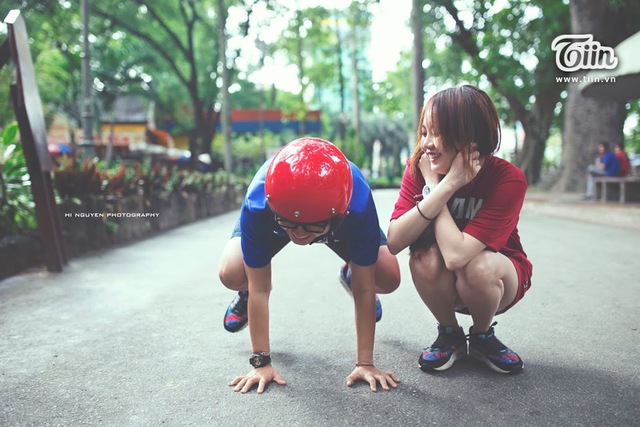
[92,7,190,90]
[228,0,261,65]
[133,0,189,58]
[438,0,529,122]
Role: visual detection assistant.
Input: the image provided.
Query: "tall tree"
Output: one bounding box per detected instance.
[552,0,640,192]
[422,0,571,184]
[411,0,425,133]
[217,0,233,171]
[277,5,338,133]
[347,0,377,147]
[1,1,84,132]
[93,0,257,165]
[92,1,219,161]
[332,14,348,143]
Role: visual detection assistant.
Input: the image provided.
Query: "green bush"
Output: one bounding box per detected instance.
[0,123,38,235]
[54,156,249,204]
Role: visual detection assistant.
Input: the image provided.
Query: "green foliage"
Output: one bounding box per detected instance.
[420,0,571,121]
[0,122,38,235]
[53,155,249,206]
[368,175,402,189]
[211,131,285,174]
[625,101,640,154]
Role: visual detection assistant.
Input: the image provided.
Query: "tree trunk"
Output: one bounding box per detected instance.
[411,0,425,134]
[552,0,637,192]
[519,119,550,185]
[189,96,203,167]
[217,0,233,172]
[350,24,361,146]
[553,84,626,192]
[296,33,307,135]
[334,19,347,143]
[517,85,563,184]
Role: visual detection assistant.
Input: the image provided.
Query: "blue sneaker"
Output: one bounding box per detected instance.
[339,263,382,322]
[468,322,523,374]
[223,291,248,332]
[419,325,467,372]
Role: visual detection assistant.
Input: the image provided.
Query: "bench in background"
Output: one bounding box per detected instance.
[594,175,640,203]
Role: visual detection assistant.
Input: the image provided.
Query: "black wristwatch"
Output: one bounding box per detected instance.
[249,352,271,368]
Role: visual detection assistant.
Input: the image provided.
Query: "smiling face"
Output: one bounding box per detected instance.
[409,85,502,177]
[420,112,457,175]
[283,223,330,245]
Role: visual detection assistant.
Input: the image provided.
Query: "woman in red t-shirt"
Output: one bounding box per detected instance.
[387,85,532,374]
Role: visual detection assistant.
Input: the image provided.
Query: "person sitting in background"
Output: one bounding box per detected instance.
[585,142,620,200]
[614,142,630,177]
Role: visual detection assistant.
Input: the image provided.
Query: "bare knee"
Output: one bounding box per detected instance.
[218,238,247,291]
[409,245,447,288]
[218,261,246,291]
[374,246,400,294]
[455,252,501,292]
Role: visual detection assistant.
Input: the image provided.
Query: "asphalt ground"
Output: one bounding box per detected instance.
[1,189,639,426]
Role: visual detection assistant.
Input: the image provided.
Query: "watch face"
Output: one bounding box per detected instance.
[422,184,431,198]
[250,353,270,368]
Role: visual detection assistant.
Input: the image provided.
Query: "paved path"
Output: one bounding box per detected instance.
[1,190,639,426]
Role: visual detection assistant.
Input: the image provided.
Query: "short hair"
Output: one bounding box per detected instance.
[410,85,501,176]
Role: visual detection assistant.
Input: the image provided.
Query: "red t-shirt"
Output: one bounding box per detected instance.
[616,151,630,176]
[391,155,533,285]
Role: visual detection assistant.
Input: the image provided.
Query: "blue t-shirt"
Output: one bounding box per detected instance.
[240,159,381,269]
[602,151,620,176]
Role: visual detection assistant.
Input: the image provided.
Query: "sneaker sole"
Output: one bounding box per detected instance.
[223,322,248,333]
[469,347,524,374]
[419,347,467,372]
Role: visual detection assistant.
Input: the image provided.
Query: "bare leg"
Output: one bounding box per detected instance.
[454,250,518,333]
[373,246,401,294]
[218,237,248,291]
[409,245,458,327]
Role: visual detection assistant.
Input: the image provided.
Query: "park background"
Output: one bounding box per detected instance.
[0,0,639,278]
[1,2,640,425]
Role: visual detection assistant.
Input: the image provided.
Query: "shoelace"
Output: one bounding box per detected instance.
[468,321,507,353]
[430,328,460,350]
[231,293,248,315]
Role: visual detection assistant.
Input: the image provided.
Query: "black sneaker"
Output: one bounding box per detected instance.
[468,322,523,374]
[339,263,382,322]
[418,325,467,372]
[223,291,249,332]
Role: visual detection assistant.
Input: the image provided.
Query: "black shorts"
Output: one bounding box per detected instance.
[230,217,388,263]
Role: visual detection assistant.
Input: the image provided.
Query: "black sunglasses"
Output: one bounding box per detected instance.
[273,215,332,234]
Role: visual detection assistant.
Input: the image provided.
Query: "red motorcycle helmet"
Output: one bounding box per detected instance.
[265,137,353,223]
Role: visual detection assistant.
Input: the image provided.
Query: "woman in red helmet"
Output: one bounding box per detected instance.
[218,137,401,394]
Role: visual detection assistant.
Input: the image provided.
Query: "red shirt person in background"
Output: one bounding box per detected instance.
[615,143,630,176]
